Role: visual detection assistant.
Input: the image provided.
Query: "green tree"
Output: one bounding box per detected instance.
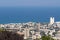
[0,28,4,32]
[41,35,54,40]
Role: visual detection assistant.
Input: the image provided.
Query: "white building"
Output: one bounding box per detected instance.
[23,27,30,39]
[53,21,60,28]
[53,30,60,40]
[0,24,4,28]
[50,17,54,25]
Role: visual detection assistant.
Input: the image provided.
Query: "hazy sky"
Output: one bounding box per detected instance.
[0,0,60,7]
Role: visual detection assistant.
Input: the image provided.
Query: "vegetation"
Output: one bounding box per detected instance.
[0,28,4,32]
[0,31,24,40]
[0,28,55,40]
[41,35,54,40]
[36,38,40,40]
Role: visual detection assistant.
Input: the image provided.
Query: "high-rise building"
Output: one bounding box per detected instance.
[23,27,29,39]
[37,23,40,31]
[50,17,54,25]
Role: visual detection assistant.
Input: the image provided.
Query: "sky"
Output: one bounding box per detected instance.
[0,0,60,7]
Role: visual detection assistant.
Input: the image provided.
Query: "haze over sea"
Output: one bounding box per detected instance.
[0,7,60,24]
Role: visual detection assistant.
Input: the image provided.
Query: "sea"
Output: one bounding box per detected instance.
[0,7,60,24]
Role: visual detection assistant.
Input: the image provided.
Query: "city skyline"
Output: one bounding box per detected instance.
[0,0,60,40]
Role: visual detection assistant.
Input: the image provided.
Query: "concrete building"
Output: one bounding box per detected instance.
[0,24,4,28]
[50,17,54,25]
[53,30,60,40]
[23,27,30,39]
[36,23,41,31]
